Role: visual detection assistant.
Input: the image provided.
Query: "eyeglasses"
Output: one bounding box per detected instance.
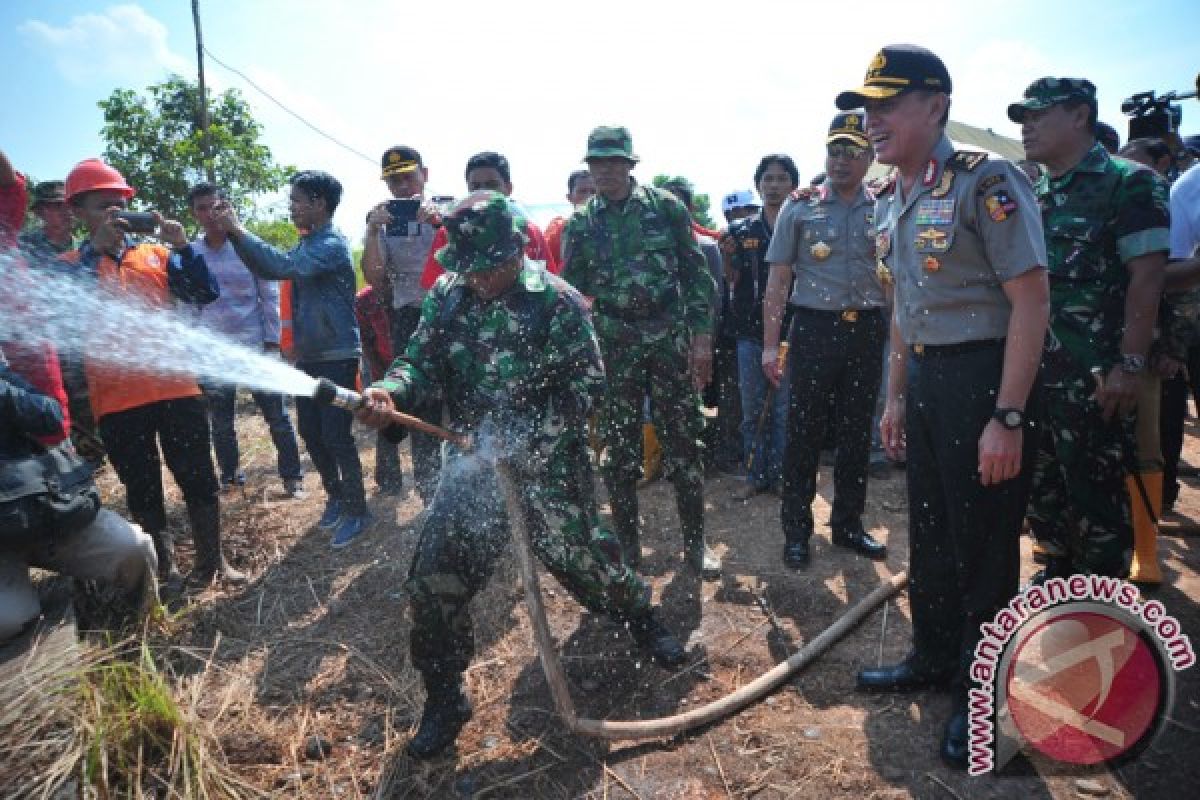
[827,144,868,160]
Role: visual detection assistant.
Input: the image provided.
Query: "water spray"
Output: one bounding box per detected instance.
[311,378,469,448]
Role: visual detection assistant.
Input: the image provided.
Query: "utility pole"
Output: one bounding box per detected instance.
[192,0,215,181]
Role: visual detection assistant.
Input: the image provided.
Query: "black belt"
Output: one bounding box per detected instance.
[910,338,1005,357]
[791,306,883,322]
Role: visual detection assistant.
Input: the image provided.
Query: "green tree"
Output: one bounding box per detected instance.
[245,216,299,251]
[651,174,717,230]
[98,76,293,221]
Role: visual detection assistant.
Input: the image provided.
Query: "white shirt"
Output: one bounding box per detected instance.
[1170,163,1200,259]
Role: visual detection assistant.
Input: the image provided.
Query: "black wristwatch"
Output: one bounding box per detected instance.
[993,407,1025,430]
[1120,353,1147,374]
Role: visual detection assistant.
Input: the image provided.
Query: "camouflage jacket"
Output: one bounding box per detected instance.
[561,181,715,342]
[1038,143,1170,387]
[375,263,604,436]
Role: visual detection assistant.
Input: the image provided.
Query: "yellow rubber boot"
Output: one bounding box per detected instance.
[638,423,663,488]
[1127,470,1163,585]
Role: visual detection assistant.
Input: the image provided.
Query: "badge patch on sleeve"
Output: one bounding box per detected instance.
[985,190,1017,222]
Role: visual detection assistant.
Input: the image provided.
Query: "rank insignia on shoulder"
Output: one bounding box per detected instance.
[985,190,1018,222]
[976,174,1005,195]
[875,231,891,259]
[949,150,988,172]
[930,169,955,198]
[923,255,940,272]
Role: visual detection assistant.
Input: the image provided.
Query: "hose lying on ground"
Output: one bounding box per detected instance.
[495,461,910,741]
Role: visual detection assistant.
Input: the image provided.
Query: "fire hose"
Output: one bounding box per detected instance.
[316,378,908,741]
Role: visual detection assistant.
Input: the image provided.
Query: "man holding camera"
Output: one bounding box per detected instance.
[59,158,244,592]
[362,146,442,503]
[1012,78,1169,581]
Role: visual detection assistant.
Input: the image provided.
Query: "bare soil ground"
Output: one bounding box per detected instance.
[91,403,1200,799]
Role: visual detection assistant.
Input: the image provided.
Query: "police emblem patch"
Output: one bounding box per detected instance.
[985,190,1018,222]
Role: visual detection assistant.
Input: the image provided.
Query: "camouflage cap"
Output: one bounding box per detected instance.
[827,112,869,147]
[434,190,528,273]
[584,125,639,163]
[31,180,66,207]
[1007,77,1097,123]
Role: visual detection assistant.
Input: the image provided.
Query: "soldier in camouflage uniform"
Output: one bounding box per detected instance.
[356,191,686,759]
[1010,78,1170,579]
[561,126,721,577]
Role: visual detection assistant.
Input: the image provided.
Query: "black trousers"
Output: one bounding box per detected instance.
[1161,371,1190,508]
[781,308,886,542]
[391,305,442,502]
[904,340,1039,686]
[98,395,219,534]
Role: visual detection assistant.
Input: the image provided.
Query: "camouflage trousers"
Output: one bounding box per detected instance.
[1028,385,1135,577]
[405,422,652,677]
[597,328,705,486]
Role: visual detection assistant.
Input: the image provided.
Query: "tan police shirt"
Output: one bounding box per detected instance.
[766,181,885,311]
[876,135,1046,346]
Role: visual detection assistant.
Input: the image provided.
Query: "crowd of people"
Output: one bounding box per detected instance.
[2,41,1199,770]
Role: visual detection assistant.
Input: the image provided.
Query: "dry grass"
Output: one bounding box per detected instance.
[1,629,265,799]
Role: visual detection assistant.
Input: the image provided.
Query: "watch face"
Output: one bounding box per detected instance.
[1003,410,1022,428]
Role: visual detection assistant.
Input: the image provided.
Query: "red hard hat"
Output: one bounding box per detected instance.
[64,158,135,202]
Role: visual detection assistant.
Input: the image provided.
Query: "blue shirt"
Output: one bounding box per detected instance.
[191,236,281,349]
[232,223,361,363]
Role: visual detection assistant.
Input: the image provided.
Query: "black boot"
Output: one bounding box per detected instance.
[186,502,246,588]
[148,528,184,597]
[1028,555,1072,587]
[674,475,720,578]
[627,610,687,668]
[608,480,642,567]
[832,522,887,560]
[783,535,810,569]
[940,701,969,768]
[408,671,473,759]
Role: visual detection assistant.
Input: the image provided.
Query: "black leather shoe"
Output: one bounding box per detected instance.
[856,659,952,693]
[407,684,472,759]
[832,525,887,560]
[940,706,969,769]
[629,612,687,669]
[783,539,810,569]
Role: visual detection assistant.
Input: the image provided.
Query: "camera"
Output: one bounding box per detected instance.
[385,198,420,237]
[1121,74,1198,142]
[115,211,157,234]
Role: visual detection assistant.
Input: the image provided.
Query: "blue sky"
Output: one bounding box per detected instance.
[2,0,1197,236]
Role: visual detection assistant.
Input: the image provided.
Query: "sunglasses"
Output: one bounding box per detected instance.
[827,143,868,160]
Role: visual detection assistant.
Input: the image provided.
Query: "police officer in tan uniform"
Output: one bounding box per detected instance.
[762,113,889,568]
[836,44,1049,767]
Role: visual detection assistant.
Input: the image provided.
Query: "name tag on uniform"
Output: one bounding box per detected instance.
[915,198,954,226]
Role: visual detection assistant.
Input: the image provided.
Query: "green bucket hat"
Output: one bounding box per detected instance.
[434,191,528,273]
[584,125,639,162]
[1007,77,1097,123]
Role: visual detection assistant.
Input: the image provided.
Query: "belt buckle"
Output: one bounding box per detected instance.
[841,310,858,322]
[913,344,925,356]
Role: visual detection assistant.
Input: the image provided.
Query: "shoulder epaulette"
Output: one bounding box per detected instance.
[949,150,989,172]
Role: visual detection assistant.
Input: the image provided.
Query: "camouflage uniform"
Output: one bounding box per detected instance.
[375,194,653,678]
[561,127,717,571]
[1016,81,1172,577]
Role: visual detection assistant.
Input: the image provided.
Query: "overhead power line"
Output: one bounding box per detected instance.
[201,44,376,166]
